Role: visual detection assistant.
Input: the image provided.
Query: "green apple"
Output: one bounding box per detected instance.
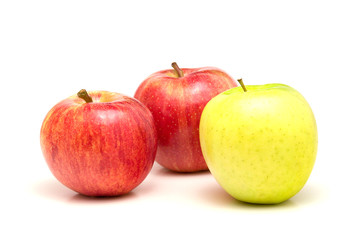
[199,80,317,204]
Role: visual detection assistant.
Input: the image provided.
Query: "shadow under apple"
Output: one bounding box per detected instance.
[68,191,137,204]
[31,178,153,204]
[154,164,211,177]
[32,178,75,201]
[200,182,327,210]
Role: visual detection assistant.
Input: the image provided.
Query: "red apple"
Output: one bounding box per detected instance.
[134,62,237,172]
[40,89,157,196]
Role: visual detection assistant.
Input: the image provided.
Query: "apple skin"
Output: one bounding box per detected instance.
[40,91,157,197]
[134,67,237,172]
[199,84,318,204]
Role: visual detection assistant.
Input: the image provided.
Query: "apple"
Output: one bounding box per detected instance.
[134,62,237,172]
[40,89,157,197]
[199,79,318,204]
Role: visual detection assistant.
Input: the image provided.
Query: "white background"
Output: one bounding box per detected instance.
[1,0,359,239]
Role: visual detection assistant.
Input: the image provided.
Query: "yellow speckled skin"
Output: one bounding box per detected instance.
[199,84,317,204]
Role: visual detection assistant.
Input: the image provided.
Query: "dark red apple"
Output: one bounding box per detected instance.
[40,90,157,196]
[134,62,237,172]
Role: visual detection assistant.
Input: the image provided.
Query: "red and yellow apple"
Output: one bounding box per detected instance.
[134,63,237,172]
[40,90,157,196]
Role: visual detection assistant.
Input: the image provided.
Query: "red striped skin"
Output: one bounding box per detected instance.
[40,91,157,196]
[134,67,237,172]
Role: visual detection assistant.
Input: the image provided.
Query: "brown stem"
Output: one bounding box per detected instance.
[171,62,184,78]
[77,89,93,103]
[238,79,247,92]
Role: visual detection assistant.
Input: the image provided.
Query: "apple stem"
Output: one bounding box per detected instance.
[171,62,184,78]
[77,89,93,103]
[238,79,247,92]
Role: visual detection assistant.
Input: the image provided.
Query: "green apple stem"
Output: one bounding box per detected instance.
[77,89,93,103]
[171,62,184,78]
[238,79,247,92]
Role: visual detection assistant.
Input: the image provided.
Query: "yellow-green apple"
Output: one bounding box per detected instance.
[40,89,157,197]
[199,80,318,204]
[134,63,237,172]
